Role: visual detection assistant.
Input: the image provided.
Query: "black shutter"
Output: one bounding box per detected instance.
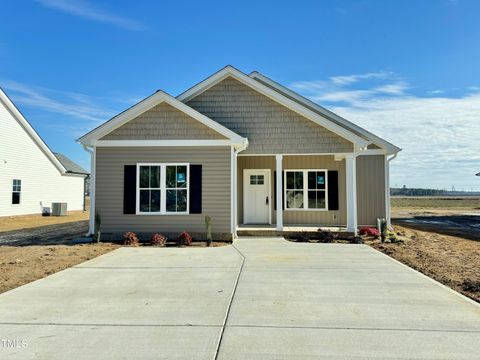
[123,165,137,214]
[189,165,202,214]
[273,171,285,210]
[328,170,339,211]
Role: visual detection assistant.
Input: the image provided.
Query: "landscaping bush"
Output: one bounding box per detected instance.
[150,233,167,247]
[177,232,192,246]
[316,230,336,243]
[359,226,380,238]
[123,232,139,246]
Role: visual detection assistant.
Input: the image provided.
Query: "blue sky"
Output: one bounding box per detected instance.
[1,0,479,190]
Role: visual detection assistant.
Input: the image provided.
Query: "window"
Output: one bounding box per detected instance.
[139,166,161,212]
[137,164,189,214]
[12,179,21,205]
[166,165,188,212]
[285,171,304,209]
[284,170,328,210]
[250,174,264,185]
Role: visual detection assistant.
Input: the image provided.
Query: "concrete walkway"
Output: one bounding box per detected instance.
[0,238,479,359]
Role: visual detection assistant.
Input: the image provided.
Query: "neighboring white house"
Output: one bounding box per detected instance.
[0,88,88,217]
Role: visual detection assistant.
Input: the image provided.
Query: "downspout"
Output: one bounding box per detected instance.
[385,153,398,227]
[82,145,95,236]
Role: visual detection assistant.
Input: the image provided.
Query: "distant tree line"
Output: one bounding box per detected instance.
[390,187,480,196]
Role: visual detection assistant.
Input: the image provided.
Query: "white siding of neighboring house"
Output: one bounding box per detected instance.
[0,98,85,217]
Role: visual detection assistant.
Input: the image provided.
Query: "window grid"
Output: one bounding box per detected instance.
[136,163,189,215]
[284,170,328,211]
[12,179,21,205]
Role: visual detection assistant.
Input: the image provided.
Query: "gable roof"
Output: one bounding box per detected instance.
[78,90,247,146]
[177,66,371,149]
[54,152,89,175]
[249,71,401,154]
[0,87,68,174]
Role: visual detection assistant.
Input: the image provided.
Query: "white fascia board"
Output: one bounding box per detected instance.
[95,139,237,147]
[78,90,246,145]
[177,66,370,148]
[0,88,67,174]
[249,71,402,155]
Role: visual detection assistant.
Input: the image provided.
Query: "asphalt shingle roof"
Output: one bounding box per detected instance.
[53,152,89,175]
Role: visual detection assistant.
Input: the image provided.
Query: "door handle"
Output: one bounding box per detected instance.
[266,196,269,205]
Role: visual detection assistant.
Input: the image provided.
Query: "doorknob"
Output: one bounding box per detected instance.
[266,196,269,205]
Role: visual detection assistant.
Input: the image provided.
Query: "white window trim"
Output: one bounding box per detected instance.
[136,163,190,215]
[284,169,329,211]
[11,179,22,206]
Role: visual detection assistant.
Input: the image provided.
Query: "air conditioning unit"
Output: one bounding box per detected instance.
[51,202,68,216]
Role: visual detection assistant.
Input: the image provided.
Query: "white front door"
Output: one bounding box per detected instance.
[243,169,271,224]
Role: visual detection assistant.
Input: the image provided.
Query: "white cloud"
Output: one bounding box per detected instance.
[36,0,146,31]
[290,72,480,190]
[330,71,392,86]
[2,80,115,122]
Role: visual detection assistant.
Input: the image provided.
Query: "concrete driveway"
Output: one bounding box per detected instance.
[0,238,479,359]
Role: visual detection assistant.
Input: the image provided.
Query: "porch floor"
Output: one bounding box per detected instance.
[237,225,352,237]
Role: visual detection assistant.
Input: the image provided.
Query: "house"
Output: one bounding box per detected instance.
[78,66,400,239]
[0,88,88,217]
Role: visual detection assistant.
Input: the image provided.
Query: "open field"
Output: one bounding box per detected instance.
[392,196,480,211]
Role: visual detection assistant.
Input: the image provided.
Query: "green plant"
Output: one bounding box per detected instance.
[94,211,101,243]
[123,232,139,246]
[316,230,336,243]
[177,232,192,246]
[205,215,212,247]
[150,233,167,247]
[387,230,398,242]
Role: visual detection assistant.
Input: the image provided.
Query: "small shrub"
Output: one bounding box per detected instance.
[293,232,311,242]
[123,231,139,246]
[359,226,380,238]
[150,233,167,247]
[387,231,401,243]
[177,232,192,246]
[462,279,480,293]
[351,236,363,244]
[316,230,336,243]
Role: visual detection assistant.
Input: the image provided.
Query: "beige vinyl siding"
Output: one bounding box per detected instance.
[95,146,231,236]
[186,77,354,154]
[101,102,226,140]
[356,155,386,226]
[237,155,346,226]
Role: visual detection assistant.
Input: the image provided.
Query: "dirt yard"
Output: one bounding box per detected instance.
[369,225,480,302]
[0,243,119,294]
[0,210,89,233]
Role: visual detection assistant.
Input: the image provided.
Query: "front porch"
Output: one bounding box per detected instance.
[234,153,359,236]
[237,224,353,237]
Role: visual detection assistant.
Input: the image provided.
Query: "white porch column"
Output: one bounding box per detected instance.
[346,154,357,234]
[89,146,96,236]
[275,154,283,231]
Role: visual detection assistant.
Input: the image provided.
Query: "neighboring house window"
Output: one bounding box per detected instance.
[12,179,21,205]
[285,170,328,210]
[137,163,189,214]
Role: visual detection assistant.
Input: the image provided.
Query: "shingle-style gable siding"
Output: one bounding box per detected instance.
[186,77,354,154]
[101,102,227,140]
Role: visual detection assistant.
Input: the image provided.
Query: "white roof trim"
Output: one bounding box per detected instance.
[0,88,67,174]
[78,90,247,146]
[177,66,370,148]
[249,71,401,154]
